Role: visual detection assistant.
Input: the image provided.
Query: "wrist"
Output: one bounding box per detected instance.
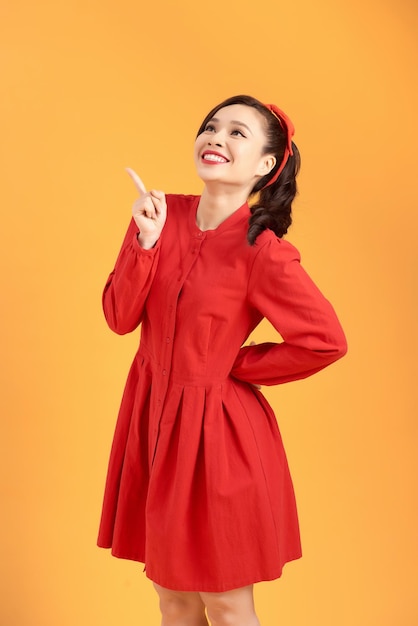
[136,233,158,250]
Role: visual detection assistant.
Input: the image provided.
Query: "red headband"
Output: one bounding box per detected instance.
[262,103,295,188]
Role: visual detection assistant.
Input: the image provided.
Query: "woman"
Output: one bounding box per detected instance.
[97,95,347,625]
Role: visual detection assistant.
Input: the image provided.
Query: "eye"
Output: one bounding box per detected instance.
[204,123,216,132]
[231,129,246,137]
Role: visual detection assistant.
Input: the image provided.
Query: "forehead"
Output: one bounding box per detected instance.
[212,104,267,132]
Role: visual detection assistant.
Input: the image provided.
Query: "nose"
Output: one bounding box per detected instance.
[208,129,225,147]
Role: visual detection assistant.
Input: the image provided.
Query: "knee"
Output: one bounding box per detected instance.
[158,592,191,621]
[154,585,205,624]
[204,597,237,626]
[202,587,258,626]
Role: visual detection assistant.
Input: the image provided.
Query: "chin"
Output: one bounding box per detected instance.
[196,169,223,183]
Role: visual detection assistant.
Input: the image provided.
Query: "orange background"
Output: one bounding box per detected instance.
[1,1,417,624]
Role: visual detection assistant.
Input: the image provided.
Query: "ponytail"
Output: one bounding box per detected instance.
[247,142,300,245]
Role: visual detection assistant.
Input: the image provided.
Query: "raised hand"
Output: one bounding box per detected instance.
[126,168,167,250]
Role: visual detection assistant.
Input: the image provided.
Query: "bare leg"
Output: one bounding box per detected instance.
[200,585,260,626]
[154,582,209,626]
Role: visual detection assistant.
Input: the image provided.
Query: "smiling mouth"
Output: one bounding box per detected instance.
[202,152,229,163]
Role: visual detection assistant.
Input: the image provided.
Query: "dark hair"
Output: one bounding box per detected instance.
[196,95,301,245]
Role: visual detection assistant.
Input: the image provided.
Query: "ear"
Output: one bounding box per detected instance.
[257,154,276,177]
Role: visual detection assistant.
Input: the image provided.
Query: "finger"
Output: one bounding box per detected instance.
[150,193,166,217]
[142,197,157,219]
[144,208,156,219]
[149,189,165,200]
[125,167,147,195]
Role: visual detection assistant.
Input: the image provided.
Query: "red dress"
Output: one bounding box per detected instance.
[97,195,347,592]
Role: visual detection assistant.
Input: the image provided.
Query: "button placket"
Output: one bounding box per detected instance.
[150,230,208,468]
[154,231,206,432]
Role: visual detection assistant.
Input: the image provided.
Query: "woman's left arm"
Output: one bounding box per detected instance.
[231,237,348,386]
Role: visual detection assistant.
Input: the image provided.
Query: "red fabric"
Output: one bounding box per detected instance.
[97,195,347,592]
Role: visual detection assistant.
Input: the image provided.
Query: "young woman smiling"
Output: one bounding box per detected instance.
[98,95,347,626]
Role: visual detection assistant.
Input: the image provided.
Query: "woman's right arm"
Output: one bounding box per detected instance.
[102,169,167,335]
[102,219,161,334]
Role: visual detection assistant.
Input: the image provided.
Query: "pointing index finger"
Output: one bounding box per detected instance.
[125,167,147,195]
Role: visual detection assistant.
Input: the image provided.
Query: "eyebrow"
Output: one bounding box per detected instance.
[209,117,253,135]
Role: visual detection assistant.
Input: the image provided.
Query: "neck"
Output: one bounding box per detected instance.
[196,184,251,231]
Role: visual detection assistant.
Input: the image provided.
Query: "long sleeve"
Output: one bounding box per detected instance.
[102,218,161,335]
[231,236,347,385]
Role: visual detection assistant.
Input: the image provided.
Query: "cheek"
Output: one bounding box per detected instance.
[193,140,201,163]
[194,135,205,159]
[238,145,259,168]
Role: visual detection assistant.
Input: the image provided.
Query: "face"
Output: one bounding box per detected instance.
[194,104,276,190]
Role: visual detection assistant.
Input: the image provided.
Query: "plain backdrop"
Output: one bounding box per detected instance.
[1,0,417,624]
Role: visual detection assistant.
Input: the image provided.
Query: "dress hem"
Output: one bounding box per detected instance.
[98,544,302,592]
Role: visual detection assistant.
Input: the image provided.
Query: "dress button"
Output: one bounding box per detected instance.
[166,337,170,343]
[162,369,167,376]
[197,232,203,238]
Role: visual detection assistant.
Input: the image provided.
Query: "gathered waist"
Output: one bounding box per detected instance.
[136,345,239,388]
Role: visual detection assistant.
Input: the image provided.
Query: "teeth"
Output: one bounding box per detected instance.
[203,154,227,163]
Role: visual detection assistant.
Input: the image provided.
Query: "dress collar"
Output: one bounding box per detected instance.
[189,197,250,239]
